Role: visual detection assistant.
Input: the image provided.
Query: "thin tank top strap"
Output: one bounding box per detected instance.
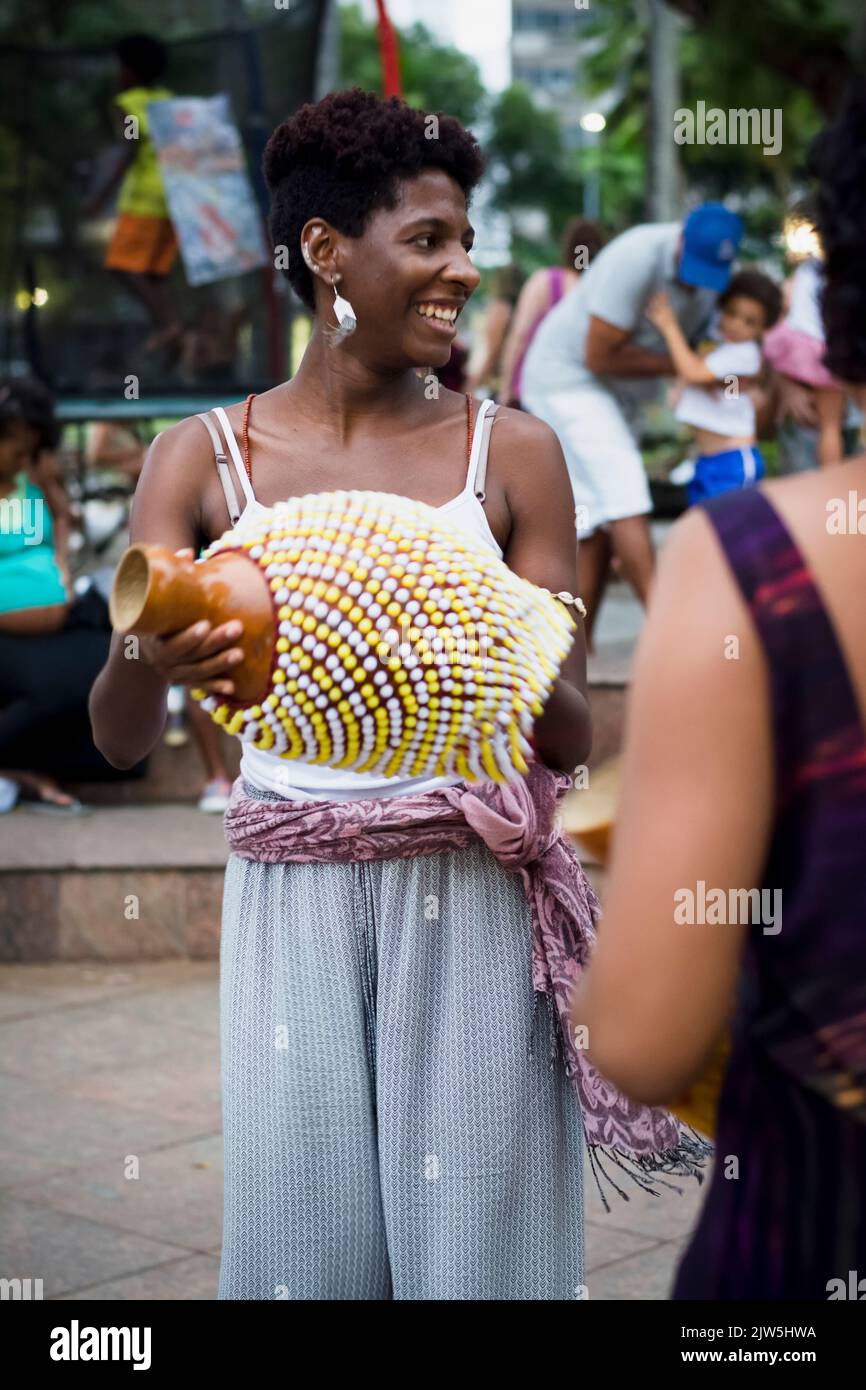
[196,410,243,527]
[212,405,257,509]
[700,486,866,803]
[465,397,498,501]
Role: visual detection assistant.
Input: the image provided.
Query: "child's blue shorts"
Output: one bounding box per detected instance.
[687,445,764,506]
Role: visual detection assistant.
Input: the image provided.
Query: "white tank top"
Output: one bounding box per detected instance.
[197,397,503,801]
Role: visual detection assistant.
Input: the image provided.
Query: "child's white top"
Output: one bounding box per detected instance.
[674,338,762,437]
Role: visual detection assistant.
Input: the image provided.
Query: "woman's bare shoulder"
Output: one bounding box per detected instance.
[133,412,224,521]
[489,403,567,472]
[141,411,236,487]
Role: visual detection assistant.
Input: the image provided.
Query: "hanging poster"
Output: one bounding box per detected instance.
[148,94,268,287]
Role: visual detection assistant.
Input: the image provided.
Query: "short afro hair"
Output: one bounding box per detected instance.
[263,87,485,311]
[718,269,783,329]
[811,79,866,383]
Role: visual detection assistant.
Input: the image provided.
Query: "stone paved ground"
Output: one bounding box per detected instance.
[0,959,706,1299]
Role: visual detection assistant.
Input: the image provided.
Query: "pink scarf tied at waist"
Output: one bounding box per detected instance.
[224,759,711,1205]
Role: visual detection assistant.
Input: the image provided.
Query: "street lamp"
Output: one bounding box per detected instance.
[579,113,606,219]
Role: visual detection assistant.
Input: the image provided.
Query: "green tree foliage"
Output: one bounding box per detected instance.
[339,3,484,127]
[582,0,866,229]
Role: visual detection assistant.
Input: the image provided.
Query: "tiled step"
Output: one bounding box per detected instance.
[0,805,228,963]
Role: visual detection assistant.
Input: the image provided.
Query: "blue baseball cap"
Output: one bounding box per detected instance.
[679,203,744,291]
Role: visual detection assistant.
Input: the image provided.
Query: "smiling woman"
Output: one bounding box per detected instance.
[88,86,611,1301]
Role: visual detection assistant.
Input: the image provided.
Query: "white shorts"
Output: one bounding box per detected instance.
[521,382,653,537]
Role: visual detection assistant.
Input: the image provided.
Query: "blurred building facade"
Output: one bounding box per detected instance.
[511,1,594,149]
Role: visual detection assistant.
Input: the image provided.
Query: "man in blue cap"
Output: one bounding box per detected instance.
[521,202,743,641]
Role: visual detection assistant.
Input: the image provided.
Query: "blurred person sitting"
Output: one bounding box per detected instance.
[181,300,250,386]
[498,217,605,409]
[646,269,782,504]
[570,82,866,1299]
[0,380,70,638]
[0,379,139,813]
[85,419,147,481]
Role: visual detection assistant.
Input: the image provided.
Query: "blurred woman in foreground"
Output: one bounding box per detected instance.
[571,82,866,1299]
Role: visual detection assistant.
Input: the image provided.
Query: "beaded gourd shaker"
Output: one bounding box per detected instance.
[190,490,577,785]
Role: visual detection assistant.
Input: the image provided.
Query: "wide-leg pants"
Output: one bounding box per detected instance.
[218,837,585,1300]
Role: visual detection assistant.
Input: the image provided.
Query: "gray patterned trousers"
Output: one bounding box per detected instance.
[218,836,585,1299]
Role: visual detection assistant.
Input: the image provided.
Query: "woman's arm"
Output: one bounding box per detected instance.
[89,420,245,769]
[497,271,551,404]
[570,507,774,1103]
[496,408,591,773]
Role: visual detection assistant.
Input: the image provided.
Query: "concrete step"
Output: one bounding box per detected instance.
[0,805,228,963]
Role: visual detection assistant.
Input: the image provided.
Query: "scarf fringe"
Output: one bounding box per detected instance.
[528,989,714,1211]
[586,1129,714,1213]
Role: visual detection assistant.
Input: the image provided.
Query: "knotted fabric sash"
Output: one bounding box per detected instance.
[224,759,711,1205]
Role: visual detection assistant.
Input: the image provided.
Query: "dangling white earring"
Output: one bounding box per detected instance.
[330,276,357,341]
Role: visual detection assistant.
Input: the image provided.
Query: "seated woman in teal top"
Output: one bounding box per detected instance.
[0,401,69,634]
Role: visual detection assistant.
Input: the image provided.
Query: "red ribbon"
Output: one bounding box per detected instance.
[375,0,402,98]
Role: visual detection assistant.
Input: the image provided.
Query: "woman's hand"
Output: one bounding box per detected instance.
[135,550,245,697]
[138,619,246,696]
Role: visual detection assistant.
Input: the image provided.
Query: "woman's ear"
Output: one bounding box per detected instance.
[301,220,339,286]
